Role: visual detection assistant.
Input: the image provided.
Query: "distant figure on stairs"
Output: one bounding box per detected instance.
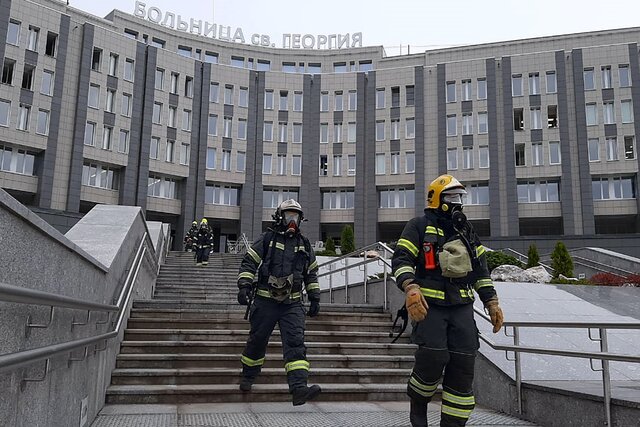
[195,218,213,266]
[236,199,322,406]
[184,220,198,252]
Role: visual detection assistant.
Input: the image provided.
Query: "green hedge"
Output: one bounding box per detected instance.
[486,251,524,272]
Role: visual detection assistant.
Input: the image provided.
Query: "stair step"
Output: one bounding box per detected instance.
[126,318,395,332]
[129,308,392,322]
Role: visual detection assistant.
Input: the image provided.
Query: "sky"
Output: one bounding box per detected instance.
[71,0,640,56]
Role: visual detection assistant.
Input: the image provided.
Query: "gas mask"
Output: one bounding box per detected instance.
[283,211,300,236]
[440,192,464,216]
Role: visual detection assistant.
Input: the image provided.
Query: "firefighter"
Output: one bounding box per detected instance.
[236,199,322,406]
[195,218,213,266]
[184,220,198,252]
[391,174,504,427]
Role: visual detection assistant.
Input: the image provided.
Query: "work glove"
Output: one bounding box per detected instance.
[237,287,251,306]
[307,294,320,317]
[404,283,428,322]
[485,298,504,333]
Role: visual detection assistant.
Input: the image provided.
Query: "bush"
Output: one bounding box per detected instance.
[526,244,540,269]
[550,241,573,279]
[589,272,636,286]
[550,277,591,285]
[325,237,336,253]
[486,251,524,272]
[341,225,356,255]
[316,249,336,256]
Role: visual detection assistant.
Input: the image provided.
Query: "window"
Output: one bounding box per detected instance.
[518,181,560,203]
[6,20,20,46]
[320,92,329,111]
[279,122,288,142]
[462,113,473,135]
[124,58,134,81]
[332,155,342,176]
[530,107,542,129]
[446,115,457,136]
[182,110,192,131]
[165,140,175,162]
[619,65,631,87]
[155,68,164,90]
[223,116,232,138]
[307,63,321,74]
[292,155,301,175]
[204,51,218,64]
[391,119,399,140]
[601,66,612,89]
[584,68,595,90]
[124,29,138,39]
[149,137,159,159]
[0,146,35,175]
[118,130,129,153]
[209,82,219,103]
[462,147,473,169]
[477,78,487,100]
[406,118,415,139]
[348,90,357,110]
[345,122,356,143]
[333,62,347,73]
[479,146,489,168]
[378,188,415,209]
[237,87,248,108]
[257,60,271,71]
[45,32,57,56]
[478,112,488,134]
[264,90,274,109]
[531,142,543,166]
[222,150,231,171]
[207,114,218,136]
[391,152,400,174]
[592,177,635,200]
[376,121,385,141]
[0,100,10,127]
[514,108,524,130]
[294,92,303,111]
[447,148,458,170]
[375,153,385,175]
[348,154,356,176]
[102,126,112,150]
[27,26,39,51]
[121,93,132,117]
[293,123,302,143]
[406,85,415,106]
[279,91,288,110]
[446,81,456,102]
[167,106,176,128]
[237,151,246,172]
[549,141,561,165]
[149,38,164,48]
[92,48,102,72]
[464,185,490,205]
[511,74,522,96]
[546,71,557,94]
[319,123,328,143]
[624,136,635,160]
[333,122,342,143]
[264,121,273,141]
[529,73,540,95]
[82,163,119,190]
[621,100,633,123]
[262,154,272,174]
[603,102,615,124]
[238,119,247,140]
[282,62,296,73]
[461,80,472,101]
[391,87,400,107]
[152,102,162,124]
[515,143,525,166]
[406,152,415,173]
[184,76,193,98]
[231,57,245,68]
[334,91,343,111]
[17,104,30,131]
[322,190,356,209]
[376,89,385,109]
[588,138,600,162]
[21,64,35,90]
[586,103,598,125]
[84,122,96,145]
[206,148,216,169]
[86,84,100,109]
[2,59,15,85]
[548,105,558,128]
[178,46,192,58]
[105,89,115,112]
[36,109,49,135]
[148,175,177,199]
[40,70,54,96]
[606,137,618,161]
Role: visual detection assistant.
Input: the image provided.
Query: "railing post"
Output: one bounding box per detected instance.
[345,258,349,304]
[600,328,612,427]
[382,247,388,311]
[363,254,368,305]
[328,264,333,304]
[514,326,523,415]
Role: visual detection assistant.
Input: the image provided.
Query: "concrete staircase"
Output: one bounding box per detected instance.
[106,251,414,404]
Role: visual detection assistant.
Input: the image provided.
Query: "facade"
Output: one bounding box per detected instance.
[1,0,640,252]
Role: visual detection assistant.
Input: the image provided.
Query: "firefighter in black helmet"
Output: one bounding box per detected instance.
[392,174,504,427]
[236,199,322,406]
[184,220,198,252]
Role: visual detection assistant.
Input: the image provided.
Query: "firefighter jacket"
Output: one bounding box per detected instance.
[196,226,214,248]
[237,230,320,303]
[185,225,198,243]
[392,209,497,306]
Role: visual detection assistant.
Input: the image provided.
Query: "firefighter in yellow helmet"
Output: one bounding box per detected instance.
[195,218,213,266]
[392,174,504,427]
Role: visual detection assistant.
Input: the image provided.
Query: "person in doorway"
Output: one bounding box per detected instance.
[184,220,198,252]
[392,174,504,427]
[236,199,322,406]
[195,218,213,266]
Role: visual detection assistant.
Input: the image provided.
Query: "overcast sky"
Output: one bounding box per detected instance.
[71,0,640,55]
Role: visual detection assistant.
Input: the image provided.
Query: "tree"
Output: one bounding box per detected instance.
[341,225,356,255]
[325,237,336,254]
[550,241,573,278]
[526,244,540,269]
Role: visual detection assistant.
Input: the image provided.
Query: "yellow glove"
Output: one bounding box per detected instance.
[404,283,428,322]
[485,299,504,333]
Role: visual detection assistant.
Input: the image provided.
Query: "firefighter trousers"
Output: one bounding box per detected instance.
[196,246,210,264]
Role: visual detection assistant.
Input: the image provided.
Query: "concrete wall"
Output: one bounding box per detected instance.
[0,189,164,427]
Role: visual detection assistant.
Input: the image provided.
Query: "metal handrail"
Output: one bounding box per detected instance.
[0,283,118,313]
[0,234,149,374]
[500,247,553,271]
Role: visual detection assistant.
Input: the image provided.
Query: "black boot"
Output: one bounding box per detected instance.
[292,384,321,406]
[410,399,428,427]
[239,377,253,392]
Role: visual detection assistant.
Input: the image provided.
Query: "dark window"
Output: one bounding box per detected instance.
[514,108,524,130]
[21,64,35,90]
[406,85,415,106]
[45,32,57,57]
[547,105,558,128]
[91,48,102,71]
[2,59,15,85]
[391,87,400,107]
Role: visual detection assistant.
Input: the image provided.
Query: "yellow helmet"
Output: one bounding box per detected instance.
[192,221,198,226]
[426,174,467,211]
[200,218,208,225]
